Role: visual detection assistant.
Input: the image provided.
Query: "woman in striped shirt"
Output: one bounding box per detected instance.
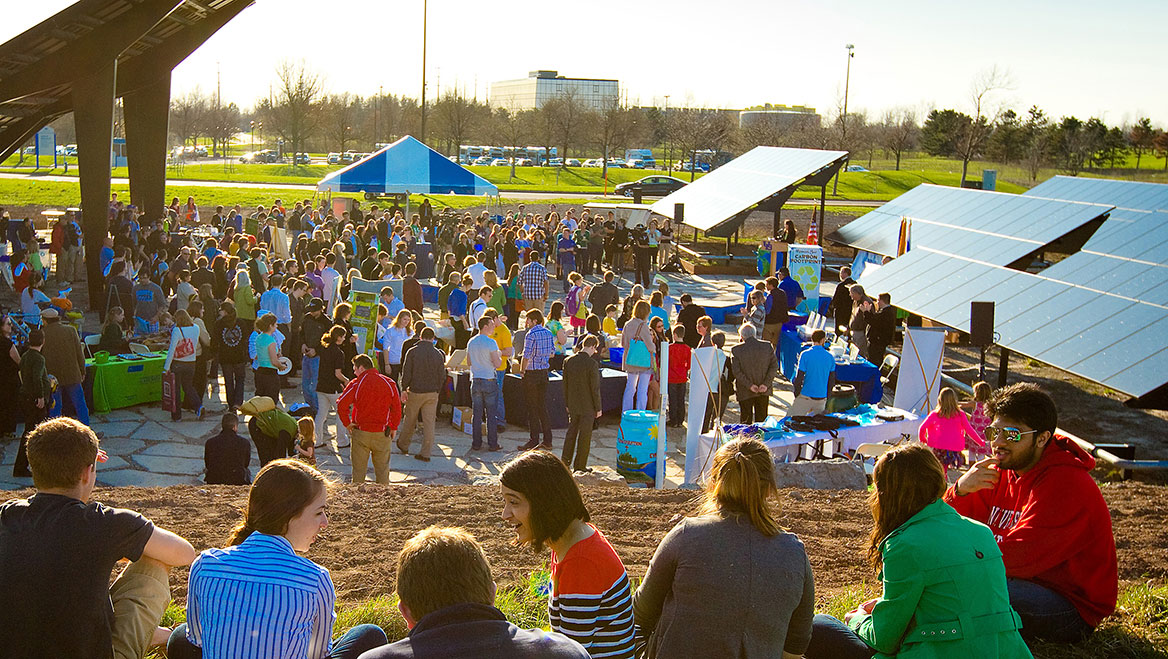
[501,451,636,659]
[167,459,387,658]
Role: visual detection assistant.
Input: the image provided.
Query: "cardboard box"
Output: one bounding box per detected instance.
[452,406,472,428]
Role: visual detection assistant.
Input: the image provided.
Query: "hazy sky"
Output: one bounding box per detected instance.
[7,0,1167,125]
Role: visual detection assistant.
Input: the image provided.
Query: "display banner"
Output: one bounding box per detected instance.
[348,289,379,356]
[894,326,947,415]
[787,244,822,315]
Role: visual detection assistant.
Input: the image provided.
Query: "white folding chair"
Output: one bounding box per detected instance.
[851,442,894,477]
[83,334,102,358]
[879,354,900,386]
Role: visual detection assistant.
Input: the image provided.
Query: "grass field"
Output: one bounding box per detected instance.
[148,576,1168,659]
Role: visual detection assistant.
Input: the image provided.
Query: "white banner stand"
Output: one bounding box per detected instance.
[655,339,669,489]
[683,346,720,486]
[894,326,947,416]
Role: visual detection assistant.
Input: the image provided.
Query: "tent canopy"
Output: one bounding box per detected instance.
[316,135,498,196]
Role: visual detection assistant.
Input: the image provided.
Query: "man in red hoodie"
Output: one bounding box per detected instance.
[945,383,1117,643]
[338,354,402,484]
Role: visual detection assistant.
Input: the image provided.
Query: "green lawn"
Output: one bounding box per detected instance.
[148,576,1167,659]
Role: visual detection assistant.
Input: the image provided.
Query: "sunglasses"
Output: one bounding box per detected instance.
[984,427,1038,443]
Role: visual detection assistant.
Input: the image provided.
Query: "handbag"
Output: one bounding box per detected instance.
[174,327,195,360]
[625,322,652,368]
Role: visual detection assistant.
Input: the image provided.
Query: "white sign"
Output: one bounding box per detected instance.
[894,326,947,416]
[684,346,723,485]
[787,244,822,315]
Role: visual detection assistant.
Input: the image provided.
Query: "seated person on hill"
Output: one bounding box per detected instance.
[946,383,1118,643]
[805,444,1031,659]
[0,417,197,658]
[168,459,388,659]
[359,526,589,659]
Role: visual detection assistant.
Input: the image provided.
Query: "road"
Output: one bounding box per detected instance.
[0,171,885,206]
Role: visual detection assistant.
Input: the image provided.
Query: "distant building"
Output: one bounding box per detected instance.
[739,105,821,131]
[490,70,619,111]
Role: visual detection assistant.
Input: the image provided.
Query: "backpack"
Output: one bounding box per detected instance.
[566,285,582,317]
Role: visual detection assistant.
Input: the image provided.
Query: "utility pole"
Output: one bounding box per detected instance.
[419,0,428,143]
[664,95,670,175]
[832,43,854,196]
[376,84,382,145]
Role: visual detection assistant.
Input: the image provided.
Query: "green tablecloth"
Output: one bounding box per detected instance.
[86,352,166,414]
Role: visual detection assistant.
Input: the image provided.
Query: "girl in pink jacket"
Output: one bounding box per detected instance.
[919,387,984,472]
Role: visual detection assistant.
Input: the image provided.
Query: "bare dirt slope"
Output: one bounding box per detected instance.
[5,482,1162,605]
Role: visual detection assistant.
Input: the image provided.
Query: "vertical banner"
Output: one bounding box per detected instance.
[655,339,669,488]
[787,244,822,315]
[683,346,720,486]
[348,289,379,356]
[893,326,947,415]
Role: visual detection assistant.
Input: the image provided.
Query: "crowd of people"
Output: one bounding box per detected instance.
[0,380,1120,658]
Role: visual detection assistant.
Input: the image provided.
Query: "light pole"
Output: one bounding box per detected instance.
[249,120,254,153]
[664,94,670,175]
[832,44,854,196]
[419,0,428,143]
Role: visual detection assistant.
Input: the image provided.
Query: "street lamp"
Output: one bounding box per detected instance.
[419,0,428,143]
[664,94,670,175]
[249,120,255,153]
[832,44,855,196]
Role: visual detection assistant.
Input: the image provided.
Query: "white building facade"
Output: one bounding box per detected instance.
[490,70,619,111]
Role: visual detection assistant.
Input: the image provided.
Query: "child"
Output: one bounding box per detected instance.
[295,416,316,465]
[603,304,618,336]
[667,326,692,427]
[962,381,993,461]
[919,387,985,474]
[657,281,674,315]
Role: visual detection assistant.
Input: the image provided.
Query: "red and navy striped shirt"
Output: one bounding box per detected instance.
[549,526,636,659]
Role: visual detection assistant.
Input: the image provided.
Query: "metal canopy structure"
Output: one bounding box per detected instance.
[650,146,848,238]
[858,247,1168,408]
[0,0,253,306]
[827,184,1114,266]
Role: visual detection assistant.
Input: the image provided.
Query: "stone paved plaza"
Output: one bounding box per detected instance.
[0,273,807,491]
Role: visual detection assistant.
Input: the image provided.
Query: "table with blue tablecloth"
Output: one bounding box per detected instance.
[778,334,883,404]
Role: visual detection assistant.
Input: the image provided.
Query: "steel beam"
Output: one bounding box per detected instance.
[123,72,171,221]
[72,62,117,309]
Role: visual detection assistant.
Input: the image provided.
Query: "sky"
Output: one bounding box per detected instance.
[6,0,1167,126]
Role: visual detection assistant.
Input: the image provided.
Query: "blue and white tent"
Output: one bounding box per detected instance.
[316,135,498,196]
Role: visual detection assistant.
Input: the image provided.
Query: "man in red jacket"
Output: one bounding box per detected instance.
[946,383,1117,643]
[338,354,402,484]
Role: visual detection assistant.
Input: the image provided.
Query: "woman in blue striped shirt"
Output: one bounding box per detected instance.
[167,459,387,658]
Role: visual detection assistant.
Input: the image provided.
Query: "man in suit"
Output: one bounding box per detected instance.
[828,266,856,333]
[866,292,897,365]
[730,324,779,424]
[675,294,707,349]
[562,335,603,472]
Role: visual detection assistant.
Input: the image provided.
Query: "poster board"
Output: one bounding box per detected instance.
[787,244,822,315]
[683,346,722,486]
[851,250,884,278]
[348,288,379,356]
[893,326,947,416]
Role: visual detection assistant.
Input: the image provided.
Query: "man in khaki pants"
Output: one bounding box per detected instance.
[395,327,444,461]
[337,354,401,484]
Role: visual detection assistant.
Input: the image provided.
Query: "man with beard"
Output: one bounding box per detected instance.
[945,383,1117,644]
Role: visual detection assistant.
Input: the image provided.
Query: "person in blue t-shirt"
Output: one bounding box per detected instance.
[448,275,472,350]
[790,329,835,416]
[777,267,805,312]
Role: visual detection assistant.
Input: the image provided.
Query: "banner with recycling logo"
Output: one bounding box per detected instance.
[787,244,822,315]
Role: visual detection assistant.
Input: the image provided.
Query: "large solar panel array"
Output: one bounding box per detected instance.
[1024,175,1168,212]
[651,146,847,235]
[858,247,1168,399]
[827,184,1113,265]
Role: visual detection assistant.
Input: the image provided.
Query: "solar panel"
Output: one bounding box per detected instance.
[857,247,1168,399]
[828,185,1113,266]
[1025,175,1168,212]
[650,146,846,235]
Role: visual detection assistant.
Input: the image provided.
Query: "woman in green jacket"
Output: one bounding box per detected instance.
[232,268,257,335]
[805,444,1032,659]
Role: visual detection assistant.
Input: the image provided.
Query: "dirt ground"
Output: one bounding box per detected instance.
[4,481,1163,606]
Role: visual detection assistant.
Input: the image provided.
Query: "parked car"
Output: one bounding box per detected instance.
[846,164,869,172]
[294,152,310,165]
[514,158,534,167]
[548,158,563,167]
[614,175,688,198]
[490,158,510,166]
[472,156,493,166]
[239,149,279,163]
[564,158,581,167]
[606,158,627,168]
[327,152,341,164]
[581,158,602,168]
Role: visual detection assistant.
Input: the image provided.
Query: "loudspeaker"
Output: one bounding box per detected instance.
[674,203,685,224]
[970,301,995,346]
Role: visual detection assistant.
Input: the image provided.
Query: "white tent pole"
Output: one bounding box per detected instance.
[655,338,669,488]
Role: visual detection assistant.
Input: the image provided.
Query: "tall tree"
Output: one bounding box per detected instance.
[879,108,918,170]
[1094,126,1129,169]
[1020,106,1051,183]
[169,88,208,151]
[544,88,588,165]
[590,98,643,178]
[1051,116,1101,176]
[323,92,359,153]
[955,66,1012,186]
[205,101,242,158]
[986,109,1023,164]
[1128,117,1155,172]
[490,107,534,179]
[259,60,324,161]
[431,89,485,156]
[1153,129,1168,172]
[670,107,736,181]
[920,109,968,157]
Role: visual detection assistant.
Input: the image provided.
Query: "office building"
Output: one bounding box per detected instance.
[490,70,619,111]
